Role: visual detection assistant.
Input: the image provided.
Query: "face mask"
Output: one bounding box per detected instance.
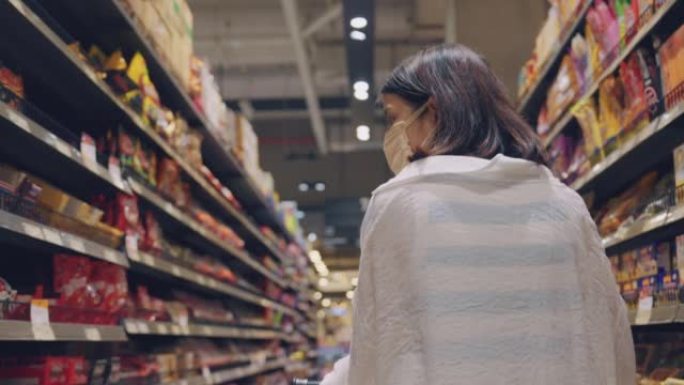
[383,102,429,174]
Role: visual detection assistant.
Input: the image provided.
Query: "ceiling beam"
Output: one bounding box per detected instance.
[280,0,329,154]
[302,3,343,39]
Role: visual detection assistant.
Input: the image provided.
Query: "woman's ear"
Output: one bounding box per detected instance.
[425,97,439,127]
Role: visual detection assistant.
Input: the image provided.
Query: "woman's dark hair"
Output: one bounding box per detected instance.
[381,43,547,165]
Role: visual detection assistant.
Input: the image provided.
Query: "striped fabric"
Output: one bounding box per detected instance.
[347,155,635,385]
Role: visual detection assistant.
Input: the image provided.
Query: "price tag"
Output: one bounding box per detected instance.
[137,322,150,334]
[170,324,181,335]
[171,265,181,277]
[202,367,212,383]
[180,323,190,335]
[7,109,30,133]
[42,227,62,246]
[103,249,119,264]
[202,326,213,336]
[125,235,139,261]
[125,320,139,333]
[22,222,44,240]
[635,296,654,325]
[84,327,102,341]
[141,253,155,266]
[30,299,55,341]
[67,236,86,253]
[157,324,169,334]
[108,157,125,190]
[80,133,98,170]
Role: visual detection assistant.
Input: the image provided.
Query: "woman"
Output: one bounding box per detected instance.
[325,44,635,385]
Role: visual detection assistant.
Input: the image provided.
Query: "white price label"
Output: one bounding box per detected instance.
[170,324,181,335]
[22,222,44,240]
[80,133,97,170]
[141,253,155,266]
[157,324,169,334]
[202,326,213,336]
[125,235,139,261]
[67,236,86,253]
[7,109,30,133]
[137,322,150,334]
[635,296,654,325]
[171,265,181,277]
[30,299,55,340]
[108,157,125,190]
[180,323,190,335]
[84,327,102,341]
[126,321,139,333]
[42,227,62,246]
[103,249,119,264]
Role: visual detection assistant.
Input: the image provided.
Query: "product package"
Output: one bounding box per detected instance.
[658,24,684,109]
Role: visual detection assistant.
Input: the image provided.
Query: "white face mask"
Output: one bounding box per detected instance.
[383,102,429,174]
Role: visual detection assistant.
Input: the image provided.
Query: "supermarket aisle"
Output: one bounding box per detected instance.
[0,0,683,384]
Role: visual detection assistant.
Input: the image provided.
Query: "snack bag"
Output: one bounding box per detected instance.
[54,254,98,308]
[673,143,684,205]
[635,45,664,118]
[619,52,649,133]
[598,75,625,154]
[141,211,163,256]
[571,98,604,164]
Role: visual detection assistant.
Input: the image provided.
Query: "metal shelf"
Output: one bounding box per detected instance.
[0,209,129,267]
[211,358,288,384]
[603,204,684,252]
[123,319,285,340]
[628,304,684,326]
[127,178,290,290]
[0,0,297,273]
[571,102,684,193]
[541,0,681,147]
[517,1,592,118]
[130,250,298,317]
[0,102,131,197]
[0,320,126,341]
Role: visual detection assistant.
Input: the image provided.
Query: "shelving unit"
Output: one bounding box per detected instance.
[0,0,315,383]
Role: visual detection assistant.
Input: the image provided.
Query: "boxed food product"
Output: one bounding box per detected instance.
[619,250,638,282]
[636,245,658,278]
[658,23,684,108]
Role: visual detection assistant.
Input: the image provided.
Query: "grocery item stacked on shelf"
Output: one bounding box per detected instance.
[0,0,315,383]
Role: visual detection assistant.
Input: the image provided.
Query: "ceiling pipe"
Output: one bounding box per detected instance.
[302,3,343,39]
[280,0,329,154]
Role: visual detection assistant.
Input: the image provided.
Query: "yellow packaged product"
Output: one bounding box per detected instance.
[571,98,604,164]
[598,76,624,154]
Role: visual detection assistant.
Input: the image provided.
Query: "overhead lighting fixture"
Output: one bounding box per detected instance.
[346,291,355,300]
[317,309,326,318]
[356,125,370,141]
[349,30,366,41]
[307,232,318,242]
[313,291,323,300]
[314,182,326,192]
[354,89,369,101]
[309,250,322,263]
[321,298,331,307]
[351,277,359,286]
[318,277,329,287]
[298,182,309,192]
[350,16,368,29]
[353,80,369,92]
[296,210,305,219]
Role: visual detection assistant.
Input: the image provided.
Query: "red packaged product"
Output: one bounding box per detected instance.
[141,211,163,256]
[53,255,98,309]
[619,52,649,132]
[113,193,145,242]
[91,261,128,315]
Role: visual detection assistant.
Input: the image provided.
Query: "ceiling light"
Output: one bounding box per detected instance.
[307,232,318,242]
[313,291,323,300]
[351,277,359,286]
[321,298,331,307]
[314,182,326,192]
[354,89,369,101]
[317,309,326,318]
[356,125,370,141]
[350,16,368,29]
[318,277,329,287]
[353,80,369,92]
[309,250,322,263]
[296,210,305,219]
[349,30,366,41]
[346,291,355,300]
[298,182,309,192]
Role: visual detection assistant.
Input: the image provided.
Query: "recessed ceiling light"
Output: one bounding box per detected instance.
[346,290,355,300]
[321,298,331,307]
[313,291,323,300]
[356,125,370,141]
[353,80,369,92]
[296,210,305,219]
[354,89,369,101]
[298,182,309,192]
[350,30,366,41]
[351,277,359,286]
[314,182,326,192]
[350,16,368,29]
[307,232,318,242]
[318,277,329,287]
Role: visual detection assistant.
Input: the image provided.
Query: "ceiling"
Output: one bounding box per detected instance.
[189,0,548,272]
